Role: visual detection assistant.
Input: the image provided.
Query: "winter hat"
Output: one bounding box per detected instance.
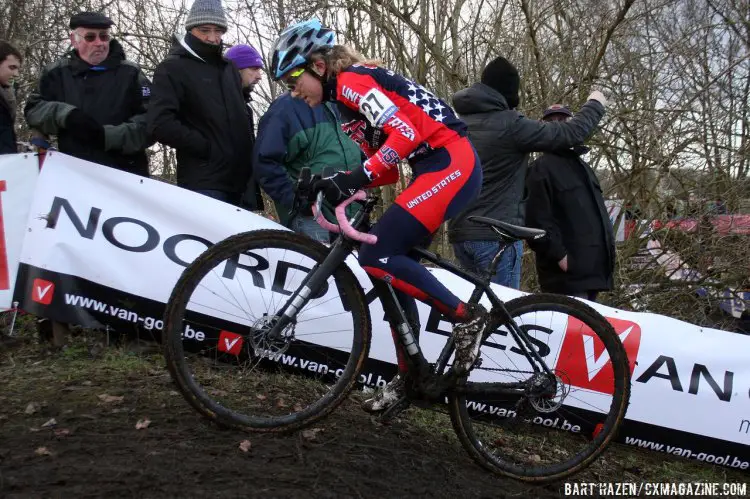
[185,0,228,31]
[69,11,114,29]
[225,44,263,69]
[542,104,573,120]
[481,56,520,109]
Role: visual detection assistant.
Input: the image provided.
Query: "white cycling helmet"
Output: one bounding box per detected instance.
[270,19,336,80]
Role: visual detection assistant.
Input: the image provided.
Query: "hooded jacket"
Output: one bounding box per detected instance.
[447,83,604,242]
[24,39,151,174]
[147,33,256,200]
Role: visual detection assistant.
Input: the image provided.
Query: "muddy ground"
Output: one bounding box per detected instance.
[1,328,747,499]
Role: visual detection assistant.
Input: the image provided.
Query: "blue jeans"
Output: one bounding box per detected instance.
[290,216,332,244]
[453,240,523,289]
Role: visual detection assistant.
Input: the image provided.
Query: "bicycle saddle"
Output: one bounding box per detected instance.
[467,216,546,241]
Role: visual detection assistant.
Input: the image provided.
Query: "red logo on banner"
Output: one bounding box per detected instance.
[218,331,243,356]
[31,278,55,305]
[555,317,641,394]
[0,180,8,291]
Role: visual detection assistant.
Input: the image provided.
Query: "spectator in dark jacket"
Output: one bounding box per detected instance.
[448,56,606,289]
[24,12,151,175]
[525,104,615,301]
[0,41,22,154]
[254,92,362,242]
[225,43,264,211]
[147,0,256,207]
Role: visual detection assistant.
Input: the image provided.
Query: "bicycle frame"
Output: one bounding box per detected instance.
[268,191,555,401]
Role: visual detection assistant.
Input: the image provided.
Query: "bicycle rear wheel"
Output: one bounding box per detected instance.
[162,229,372,432]
[446,293,631,482]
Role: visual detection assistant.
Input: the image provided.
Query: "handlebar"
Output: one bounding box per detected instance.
[311,190,378,245]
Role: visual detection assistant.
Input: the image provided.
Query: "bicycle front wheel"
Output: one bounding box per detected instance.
[447,293,631,482]
[162,229,372,433]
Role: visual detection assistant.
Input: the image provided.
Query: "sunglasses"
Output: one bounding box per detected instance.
[79,32,111,43]
[284,67,306,91]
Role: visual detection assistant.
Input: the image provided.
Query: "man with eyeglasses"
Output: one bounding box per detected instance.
[24,11,152,177]
[147,0,256,207]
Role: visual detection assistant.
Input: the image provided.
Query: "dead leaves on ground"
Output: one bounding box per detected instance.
[24,402,40,415]
[97,394,124,404]
[238,439,252,452]
[135,418,151,430]
[301,428,323,440]
[41,418,57,428]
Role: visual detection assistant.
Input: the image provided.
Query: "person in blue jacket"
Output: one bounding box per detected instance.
[254,91,362,242]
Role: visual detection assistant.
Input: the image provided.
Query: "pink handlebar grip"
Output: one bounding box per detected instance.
[311,204,341,233]
[336,191,378,245]
[310,191,378,245]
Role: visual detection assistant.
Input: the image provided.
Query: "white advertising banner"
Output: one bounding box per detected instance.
[12,153,750,470]
[0,154,39,310]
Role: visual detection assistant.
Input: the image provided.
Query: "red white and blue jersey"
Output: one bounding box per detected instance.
[334,64,467,186]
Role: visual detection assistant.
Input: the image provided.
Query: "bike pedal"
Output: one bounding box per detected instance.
[377,396,411,424]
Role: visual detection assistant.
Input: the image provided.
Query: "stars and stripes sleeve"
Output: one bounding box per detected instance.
[336,71,421,181]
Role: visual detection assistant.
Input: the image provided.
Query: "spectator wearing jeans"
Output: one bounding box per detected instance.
[253,92,362,243]
[147,0,255,206]
[448,56,606,289]
[525,104,615,302]
[0,41,22,154]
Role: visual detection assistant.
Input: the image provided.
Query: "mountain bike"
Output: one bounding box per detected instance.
[162,168,631,483]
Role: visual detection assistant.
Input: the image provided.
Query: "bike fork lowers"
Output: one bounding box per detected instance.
[267,240,352,337]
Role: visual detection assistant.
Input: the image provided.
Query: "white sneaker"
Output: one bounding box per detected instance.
[361,374,405,412]
[452,305,488,373]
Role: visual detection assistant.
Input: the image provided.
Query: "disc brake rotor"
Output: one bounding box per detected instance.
[527,371,570,413]
[249,315,295,358]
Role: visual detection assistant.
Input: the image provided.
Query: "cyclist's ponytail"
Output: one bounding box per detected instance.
[311,45,381,78]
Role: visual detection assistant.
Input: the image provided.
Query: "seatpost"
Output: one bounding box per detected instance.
[487,226,514,280]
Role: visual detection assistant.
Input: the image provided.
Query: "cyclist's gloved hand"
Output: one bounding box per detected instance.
[313,167,370,206]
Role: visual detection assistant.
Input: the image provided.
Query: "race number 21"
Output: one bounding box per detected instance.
[0,180,8,290]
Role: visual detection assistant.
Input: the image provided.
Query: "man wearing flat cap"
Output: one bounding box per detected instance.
[525,104,615,302]
[147,0,258,208]
[24,11,152,176]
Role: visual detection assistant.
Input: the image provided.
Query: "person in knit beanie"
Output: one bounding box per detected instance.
[225,44,263,92]
[480,56,520,109]
[185,0,228,33]
[147,0,264,210]
[448,55,608,290]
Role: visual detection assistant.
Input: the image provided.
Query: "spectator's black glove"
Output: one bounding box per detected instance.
[64,109,105,149]
[313,167,370,206]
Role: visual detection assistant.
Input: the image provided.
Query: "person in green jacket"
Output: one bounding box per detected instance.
[254,91,362,242]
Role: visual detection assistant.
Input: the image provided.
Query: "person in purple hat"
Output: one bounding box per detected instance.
[225,43,264,210]
[225,44,263,94]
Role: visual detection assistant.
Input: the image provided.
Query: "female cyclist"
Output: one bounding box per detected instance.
[270,19,487,412]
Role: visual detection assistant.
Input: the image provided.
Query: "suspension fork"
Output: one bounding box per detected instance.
[371,277,430,373]
[266,239,353,339]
